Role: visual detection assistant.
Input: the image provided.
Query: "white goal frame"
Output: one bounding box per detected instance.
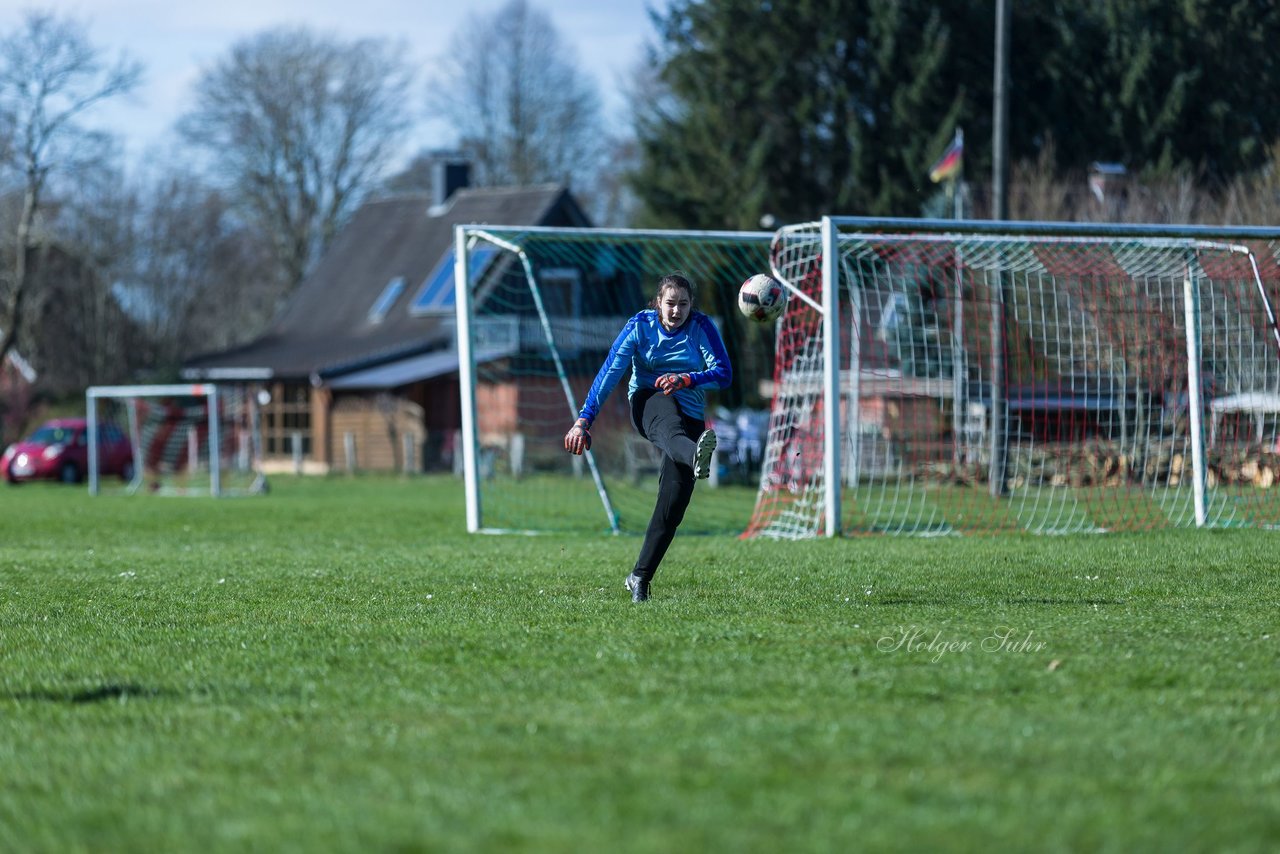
[86,383,265,497]
[451,223,776,535]
[760,215,1280,536]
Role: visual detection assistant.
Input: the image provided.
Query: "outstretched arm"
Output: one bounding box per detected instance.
[577,315,640,424]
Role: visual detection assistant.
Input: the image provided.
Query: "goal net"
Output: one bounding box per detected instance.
[746,218,1280,536]
[453,226,775,535]
[86,384,266,496]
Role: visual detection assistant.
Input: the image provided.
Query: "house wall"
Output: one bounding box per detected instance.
[311,386,331,468]
[470,374,618,474]
[476,375,582,443]
[257,378,464,474]
[404,376,461,471]
[476,382,519,440]
[329,393,426,472]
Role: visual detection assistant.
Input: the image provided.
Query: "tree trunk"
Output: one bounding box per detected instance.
[0,178,40,371]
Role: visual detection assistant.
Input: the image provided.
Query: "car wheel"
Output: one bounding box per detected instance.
[59,462,81,484]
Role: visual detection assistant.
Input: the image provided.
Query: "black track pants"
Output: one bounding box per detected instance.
[629,388,704,580]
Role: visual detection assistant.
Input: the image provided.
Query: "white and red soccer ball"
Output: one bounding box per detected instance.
[737,273,788,323]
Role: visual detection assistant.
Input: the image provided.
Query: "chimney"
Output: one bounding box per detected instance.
[431,156,471,211]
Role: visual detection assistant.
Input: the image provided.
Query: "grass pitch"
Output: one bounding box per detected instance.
[0,476,1277,852]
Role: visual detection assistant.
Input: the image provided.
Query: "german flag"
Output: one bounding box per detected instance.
[928,131,964,183]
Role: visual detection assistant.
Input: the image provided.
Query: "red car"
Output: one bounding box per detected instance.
[1,418,135,484]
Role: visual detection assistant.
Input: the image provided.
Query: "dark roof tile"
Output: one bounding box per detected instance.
[185,184,588,380]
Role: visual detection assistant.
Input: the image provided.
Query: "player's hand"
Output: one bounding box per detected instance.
[655,373,692,395]
[564,418,592,455]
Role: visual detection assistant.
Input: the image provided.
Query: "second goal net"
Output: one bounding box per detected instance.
[747,217,1280,537]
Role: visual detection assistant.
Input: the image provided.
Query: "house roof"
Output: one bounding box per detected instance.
[184,183,589,383]
[326,344,517,390]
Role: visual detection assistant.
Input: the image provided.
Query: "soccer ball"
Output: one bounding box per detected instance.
[738,273,788,323]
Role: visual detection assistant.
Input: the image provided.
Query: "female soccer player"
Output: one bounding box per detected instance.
[563,272,732,601]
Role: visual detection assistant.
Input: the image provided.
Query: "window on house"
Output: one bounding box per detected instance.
[410,245,499,316]
[262,384,312,457]
[368,276,406,324]
[537,267,583,358]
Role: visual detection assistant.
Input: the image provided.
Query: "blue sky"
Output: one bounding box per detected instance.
[6,0,663,169]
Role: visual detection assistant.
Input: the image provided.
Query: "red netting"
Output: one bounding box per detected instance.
[746,228,1280,537]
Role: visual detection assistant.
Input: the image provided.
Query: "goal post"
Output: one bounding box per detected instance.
[86,383,266,497]
[453,224,778,536]
[747,216,1280,537]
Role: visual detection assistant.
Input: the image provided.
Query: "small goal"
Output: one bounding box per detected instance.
[86,384,266,496]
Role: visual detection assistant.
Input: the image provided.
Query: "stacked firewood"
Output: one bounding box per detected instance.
[908,441,1280,489]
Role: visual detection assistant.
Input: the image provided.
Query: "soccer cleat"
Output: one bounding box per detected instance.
[693,429,717,480]
[624,571,650,602]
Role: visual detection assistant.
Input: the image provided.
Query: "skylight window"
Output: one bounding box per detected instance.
[410,246,499,316]
[368,276,406,324]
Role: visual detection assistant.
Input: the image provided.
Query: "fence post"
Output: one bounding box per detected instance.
[344,432,357,475]
[292,431,303,475]
[188,428,199,475]
[403,432,417,475]
[510,432,525,479]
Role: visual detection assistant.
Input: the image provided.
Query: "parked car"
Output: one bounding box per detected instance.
[1,418,134,484]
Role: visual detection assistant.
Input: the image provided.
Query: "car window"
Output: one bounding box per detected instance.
[29,426,74,445]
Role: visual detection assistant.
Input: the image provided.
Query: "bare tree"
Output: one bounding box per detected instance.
[52,161,141,389]
[179,28,415,292]
[124,169,283,368]
[0,10,141,372]
[432,0,605,189]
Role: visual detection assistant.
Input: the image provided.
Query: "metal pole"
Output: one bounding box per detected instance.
[993,0,1011,220]
[821,216,843,537]
[951,248,966,469]
[988,270,1009,497]
[1183,272,1207,527]
[209,386,221,496]
[86,390,99,496]
[989,2,1012,495]
[455,225,482,532]
[950,130,966,467]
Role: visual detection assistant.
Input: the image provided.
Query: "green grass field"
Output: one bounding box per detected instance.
[1,476,1277,852]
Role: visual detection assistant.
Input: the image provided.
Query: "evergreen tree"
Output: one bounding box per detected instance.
[631,0,962,228]
[1010,0,1280,184]
[632,0,1280,228]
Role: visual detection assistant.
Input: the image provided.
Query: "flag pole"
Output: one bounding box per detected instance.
[948,128,966,467]
[951,128,964,220]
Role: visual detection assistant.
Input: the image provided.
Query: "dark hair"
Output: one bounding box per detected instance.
[650,271,695,308]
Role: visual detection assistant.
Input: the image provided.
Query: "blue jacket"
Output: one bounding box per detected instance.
[578,309,732,423]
